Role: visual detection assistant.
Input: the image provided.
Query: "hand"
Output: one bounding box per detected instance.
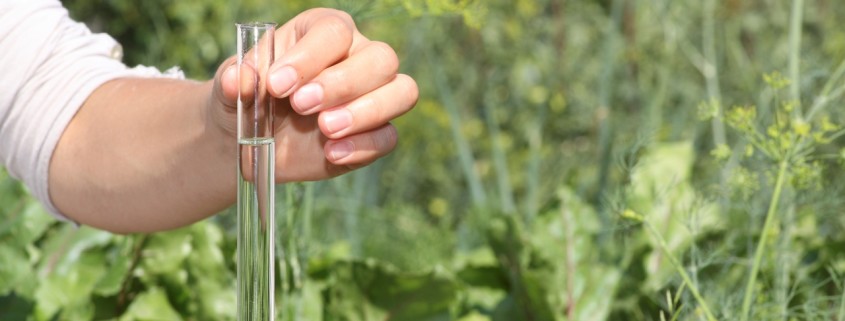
[211,8,418,182]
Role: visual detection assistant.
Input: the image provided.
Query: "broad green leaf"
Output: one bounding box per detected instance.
[458,311,492,321]
[0,244,30,296]
[0,293,34,320]
[33,251,106,321]
[141,229,193,276]
[118,287,184,321]
[350,260,457,321]
[194,280,236,321]
[93,251,131,296]
[457,265,508,290]
[320,259,459,321]
[485,215,557,321]
[36,226,114,275]
[276,280,323,321]
[186,221,228,280]
[627,142,719,291]
[0,199,54,248]
[322,274,387,321]
[490,294,520,321]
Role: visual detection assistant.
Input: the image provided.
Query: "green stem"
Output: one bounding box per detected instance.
[430,56,487,207]
[838,276,845,321]
[703,0,726,148]
[644,222,717,321]
[595,0,624,216]
[482,82,515,215]
[739,159,789,321]
[807,57,845,120]
[788,0,803,115]
[524,101,547,224]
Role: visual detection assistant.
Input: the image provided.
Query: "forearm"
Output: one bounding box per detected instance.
[49,77,234,233]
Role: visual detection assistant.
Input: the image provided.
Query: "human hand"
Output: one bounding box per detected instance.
[211,8,418,182]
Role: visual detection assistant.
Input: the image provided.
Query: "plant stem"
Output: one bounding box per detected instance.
[430,55,486,207]
[560,192,576,319]
[595,0,624,217]
[838,276,845,321]
[776,204,794,321]
[117,234,148,313]
[643,221,717,321]
[482,81,515,215]
[788,0,804,113]
[807,56,845,120]
[703,0,726,148]
[739,159,790,321]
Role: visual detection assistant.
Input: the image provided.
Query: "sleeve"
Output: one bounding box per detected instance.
[0,0,185,222]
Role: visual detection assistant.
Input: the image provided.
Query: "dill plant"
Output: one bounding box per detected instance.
[699,69,844,320]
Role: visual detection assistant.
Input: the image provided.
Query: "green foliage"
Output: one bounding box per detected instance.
[5,0,845,320]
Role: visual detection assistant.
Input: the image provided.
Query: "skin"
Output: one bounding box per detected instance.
[48,8,419,234]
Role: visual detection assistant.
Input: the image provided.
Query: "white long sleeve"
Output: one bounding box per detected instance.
[0,0,183,221]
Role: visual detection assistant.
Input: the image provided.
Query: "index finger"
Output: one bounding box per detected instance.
[267,9,363,98]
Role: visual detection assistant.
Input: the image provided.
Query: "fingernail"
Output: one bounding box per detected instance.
[329,141,354,161]
[270,65,297,96]
[322,108,353,134]
[293,83,323,114]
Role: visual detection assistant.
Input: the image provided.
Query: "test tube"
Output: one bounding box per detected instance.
[236,22,276,321]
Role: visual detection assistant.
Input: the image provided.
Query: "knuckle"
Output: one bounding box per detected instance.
[398,74,419,107]
[308,8,353,23]
[318,14,354,39]
[368,41,399,74]
[325,69,354,96]
[333,10,356,27]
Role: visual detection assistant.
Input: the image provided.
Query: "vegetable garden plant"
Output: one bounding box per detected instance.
[3,0,845,320]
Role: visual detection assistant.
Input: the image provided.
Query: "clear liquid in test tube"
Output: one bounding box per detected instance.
[236,21,276,321]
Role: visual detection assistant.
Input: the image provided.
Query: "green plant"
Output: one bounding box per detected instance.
[5,0,845,320]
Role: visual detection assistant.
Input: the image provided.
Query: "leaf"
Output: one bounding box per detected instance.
[0,244,31,296]
[457,310,492,321]
[93,251,131,296]
[322,274,386,321]
[351,260,457,321]
[0,293,34,320]
[192,281,236,321]
[457,265,508,290]
[484,188,621,321]
[33,251,106,321]
[141,229,193,276]
[37,226,114,275]
[627,142,719,291]
[186,222,226,278]
[118,287,184,321]
[485,216,556,321]
[320,259,460,321]
[0,200,55,248]
[536,188,619,321]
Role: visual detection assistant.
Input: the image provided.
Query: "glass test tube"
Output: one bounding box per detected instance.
[236,22,277,321]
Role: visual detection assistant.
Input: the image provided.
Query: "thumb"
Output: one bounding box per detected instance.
[212,56,239,109]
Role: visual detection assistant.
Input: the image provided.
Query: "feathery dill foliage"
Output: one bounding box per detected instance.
[4,0,845,320]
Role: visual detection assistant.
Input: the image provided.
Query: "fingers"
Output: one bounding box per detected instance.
[289,41,399,115]
[317,74,417,139]
[212,56,238,108]
[267,10,357,98]
[324,124,398,165]
[212,8,415,182]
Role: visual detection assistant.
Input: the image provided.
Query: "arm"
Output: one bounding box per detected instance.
[49,9,417,233]
[49,78,232,233]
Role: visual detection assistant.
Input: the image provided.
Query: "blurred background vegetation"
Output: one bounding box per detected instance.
[3,0,845,320]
